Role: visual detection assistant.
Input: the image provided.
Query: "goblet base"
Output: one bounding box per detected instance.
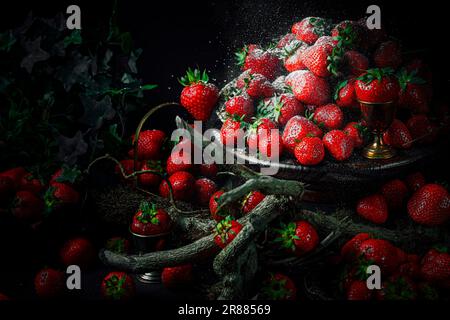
[362,141,396,159]
[137,271,162,284]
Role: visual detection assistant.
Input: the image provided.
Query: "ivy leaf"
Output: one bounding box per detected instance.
[20,37,50,73]
[79,95,115,130]
[63,29,82,48]
[56,131,88,165]
[55,52,92,91]
[0,31,16,52]
[128,48,142,74]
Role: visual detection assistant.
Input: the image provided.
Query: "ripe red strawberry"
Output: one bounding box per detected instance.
[341,233,372,262]
[194,178,217,206]
[60,237,96,268]
[12,191,43,223]
[274,221,319,256]
[220,117,247,147]
[263,94,304,127]
[282,115,323,153]
[0,293,10,300]
[18,172,43,194]
[376,274,418,300]
[383,119,413,149]
[315,36,336,46]
[159,171,195,201]
[374,41,402,69]
[130,129,166,161]
[162,264,193,289]
[101,271,135,300]
[301,43,333,77]
[347,280,372,300]
[405,172,426,193]
[358,239,400,274]
[214,216,243,248]
[225,95,254,122]
[397,69,430,114]
[260,273,297,300]
[166,153,193,176]
[331,20,365,48]
[323,130,354,161]
[420,248,450,283]
[198,163,218,178]
[406,115,438,144]
[0,167,27,189]
[247,118,283,159]
[105,237,130,254]
[355,68,400,103]
[283,43,307,72]
[398,257,421,279]
[294,136,325,166]
[356,194,389,224]
[130,202,172,235]
[335,78,358,108]
[277,33,296,49]
[236,72,275,99]
[236,47,281,81]
[179,68,219,121]
[138,160,163,188]
[34,268,65,298]
[292,17,327,44]
[241,191,265,214]
[407,184,450,226]
[343,51,368,76]
[286,70,330,105]
[343,122,366,148]
[45,182,80,211]
[313,104,344,130]
[381,179,409,210]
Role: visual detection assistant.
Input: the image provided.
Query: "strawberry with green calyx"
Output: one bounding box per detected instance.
[313,103,344,131]
[282,115,323,153]
[283,41,307,72]
[236,72,275,99]
[101,271,135,300]
[292,17,329,45]
[343,122,367,149]
[241,191,265,215]
[355,68,400,103]
[407,183,450,226]
[220,116,248,147]
[44,182,80,213]
[214,216,243,248]
[397,68,430,114]
[130,201,172,236]
[224,94,254,122]
[286,70,330,106]
[247,118,283,160]
[260,94,304,127]
[273,221,319,256]
[159,171,195,201]
[105,237,130,254]
[209,190,238,221]
[323,130,355,161]
[138,160,164,188]
[260,273,297,300]
[179,68,219,121]
[235,47,281,81]
[294,136,325,166]
[335,78,358,109]
[302,42,334,77]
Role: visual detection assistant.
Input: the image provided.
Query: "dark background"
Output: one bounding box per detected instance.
[0,0,448,105]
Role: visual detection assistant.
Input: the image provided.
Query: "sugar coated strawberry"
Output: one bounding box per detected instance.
[322,130,354,161]
[292,17,328,44]
[225,94,254,122]
[236,47,281,81]
[286,70,330,105]
[294,136,325,166]
[282,115,323,153]
[313,104,344,130]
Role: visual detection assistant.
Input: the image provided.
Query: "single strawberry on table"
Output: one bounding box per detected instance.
[214,216,243,248]
[282,115,323,153]
[224,94,254,122]
[34,268,65,298]
[274,221,319,256]
[313,103,344,131]
[241,191,265,215]
[159,171,195,201]
[294,136,325,166]
[260,273,297,300]
[162,264,193,289]
[130,201,172,235]
[356,194,389,224]
[407,183,450,226]
[322,130,354,161]
[194,178,218,207]
[179,68,219,121]
[101,271,135,300]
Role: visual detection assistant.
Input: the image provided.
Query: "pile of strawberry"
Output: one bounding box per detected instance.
[177,17,449,166]
[355,171,450,226]
[338,233,450,300]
